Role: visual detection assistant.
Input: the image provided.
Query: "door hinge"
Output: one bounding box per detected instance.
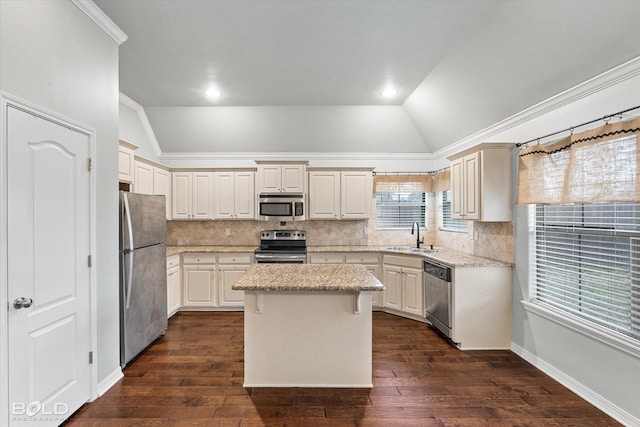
[89,351,93,364]
[88,255,92,267]
[88,157,93,172]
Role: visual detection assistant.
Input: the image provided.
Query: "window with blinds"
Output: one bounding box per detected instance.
[439,191,467,231]
[532,203,640,341]
[375,192,426,229]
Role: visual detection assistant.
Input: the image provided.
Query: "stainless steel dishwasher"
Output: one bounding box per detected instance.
[423,259,453,340]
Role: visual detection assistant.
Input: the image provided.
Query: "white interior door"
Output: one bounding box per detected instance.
[7,106,91,426]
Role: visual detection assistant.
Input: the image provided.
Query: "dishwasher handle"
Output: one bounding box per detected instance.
[423,260,451,282]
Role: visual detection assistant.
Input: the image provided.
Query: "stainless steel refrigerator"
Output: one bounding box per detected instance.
[119,191,168,368]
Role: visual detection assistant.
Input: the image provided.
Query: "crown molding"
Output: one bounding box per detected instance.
[72,0,127,45]
[119,93,163,157]
[158,151,436,162]
[434,55,640,159]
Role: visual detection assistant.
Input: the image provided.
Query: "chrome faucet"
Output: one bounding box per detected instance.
[411,221,424,248]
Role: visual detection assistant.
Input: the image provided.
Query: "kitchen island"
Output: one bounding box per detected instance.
[232,263,384,388]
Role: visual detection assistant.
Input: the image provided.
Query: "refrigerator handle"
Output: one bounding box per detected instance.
[123,193,134,309]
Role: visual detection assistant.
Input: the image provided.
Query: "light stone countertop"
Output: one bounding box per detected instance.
[166,245,512,268]
[232,263,384,292]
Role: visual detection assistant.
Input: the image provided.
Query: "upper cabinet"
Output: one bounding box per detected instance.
[118,140,138,183]
[256,162,306,193]
[308,169,373,220]
[448,143,514,222]
[133,159,172,219]
[213,171,256,219]
[172,171,214,220]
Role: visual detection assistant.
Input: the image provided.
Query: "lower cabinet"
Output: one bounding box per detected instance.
[382,255,423,318]
[345,253,381,308]
[182,254,216,307]
[167,255,181,317]
[218,253,251,308]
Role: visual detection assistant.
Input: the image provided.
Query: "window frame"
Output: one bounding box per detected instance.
[374,191,427,230]
[525,204,640,359]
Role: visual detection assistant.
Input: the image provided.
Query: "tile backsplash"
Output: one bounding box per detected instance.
[167,197,514,263]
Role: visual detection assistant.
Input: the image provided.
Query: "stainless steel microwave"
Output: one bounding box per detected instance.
[258,194,305,221]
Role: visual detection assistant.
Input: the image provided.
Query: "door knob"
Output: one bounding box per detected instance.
[13,297,33,309]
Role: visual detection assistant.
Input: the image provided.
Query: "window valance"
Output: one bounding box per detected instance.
[517,117,640,204]
[432,169,450,192]
[373,174,433,193]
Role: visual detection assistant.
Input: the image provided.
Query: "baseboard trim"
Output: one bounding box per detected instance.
[510,342,639,427]
[95,368,124,398]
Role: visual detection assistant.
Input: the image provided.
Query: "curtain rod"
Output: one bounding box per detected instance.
[373,167,449,176]
[516,105,640,148]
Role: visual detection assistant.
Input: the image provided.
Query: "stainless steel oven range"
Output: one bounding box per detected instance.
[254,230,307,264]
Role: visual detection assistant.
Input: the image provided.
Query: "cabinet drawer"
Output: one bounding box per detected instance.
[167,254,180,269]
[382,254,422,269]
[218,253,252,264]
[309,253,346,263]
[345,253,379,264]
[182,253,216,264]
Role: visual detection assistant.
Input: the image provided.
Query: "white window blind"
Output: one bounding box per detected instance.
[439,191,467,231]
[532,203,640,341]
[375,192,426,229]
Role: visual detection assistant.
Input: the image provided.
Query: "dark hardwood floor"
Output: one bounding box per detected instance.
[65,312,620,426]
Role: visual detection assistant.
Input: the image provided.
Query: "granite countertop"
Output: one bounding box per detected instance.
[166,245,256,256]
[166,245,512,268]
[232,263,385,292]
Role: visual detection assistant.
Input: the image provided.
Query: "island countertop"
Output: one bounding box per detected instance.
[232,263,385,292]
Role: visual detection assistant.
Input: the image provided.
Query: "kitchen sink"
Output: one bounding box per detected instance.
[384,246,413,251]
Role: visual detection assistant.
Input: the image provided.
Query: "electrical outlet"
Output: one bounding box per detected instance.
[364,226,369,235]
[225,228,231,236]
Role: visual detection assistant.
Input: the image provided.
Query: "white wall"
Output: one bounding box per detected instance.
[0,0,121,388]
[119,101,160,162]
[490,72,640,424]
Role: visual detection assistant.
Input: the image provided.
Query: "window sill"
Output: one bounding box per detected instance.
[522,300,640,359]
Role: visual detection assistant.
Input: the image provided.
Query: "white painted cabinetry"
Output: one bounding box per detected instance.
[256,163,306,193]
[118,140,137,183]
[172,171,214,219]
[308,169,373,219]
[133,161,154,194]
[213,171,255,219]
[217,253,252,308]
[449,265,512,349]
[166,255,181,317]
[448,143,514,221]
[153,167,171,219]
[346,253,382,307]
[182,254,216,307]
[382,255,423,319]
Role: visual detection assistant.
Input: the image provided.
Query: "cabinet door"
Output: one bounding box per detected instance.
[257,165,282,193]
[218,265,248,307]
[182,265,215,307]
[341,171,372,219]
[363,264,382,307]
[118,145,135,183]
[382,266,402,310]
[308,171,340,219]
[234,172,255,219]
[167,266,181,316]
[451,158,465,219]
[213,172,235,219]
[281,164,305,193]
[462,152,481,220]
[192,172,213,219]
[153,167,171,219]
[172,172,192,219]
[402,266,424,316]
[134,161,154,195]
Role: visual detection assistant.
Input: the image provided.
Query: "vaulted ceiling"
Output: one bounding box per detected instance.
[96,0,640,154]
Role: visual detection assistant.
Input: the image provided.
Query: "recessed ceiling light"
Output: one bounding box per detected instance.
[205,88,222,98]
[380,88,398,98]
